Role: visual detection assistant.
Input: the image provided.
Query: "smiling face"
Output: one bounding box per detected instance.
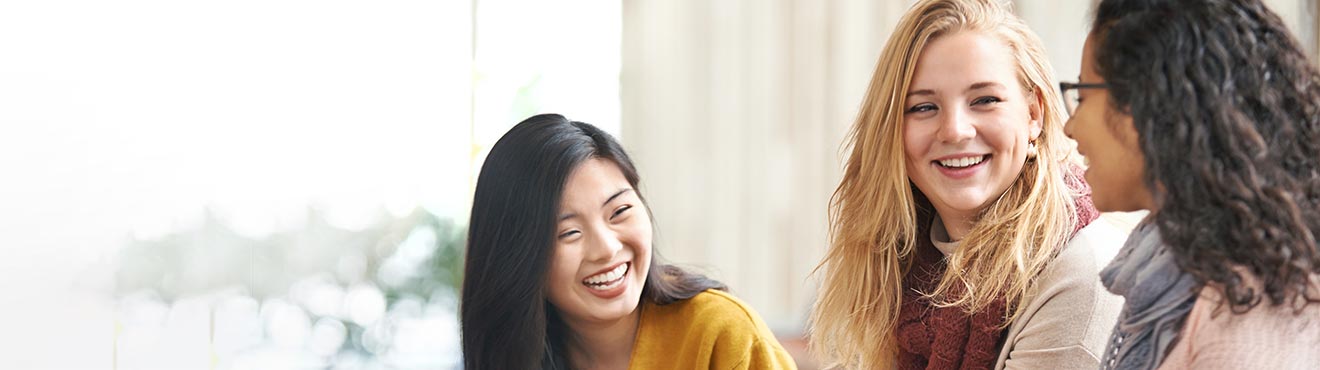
[546,158,652,325]
[1063,34,1153,212]
[903,31,1042,237]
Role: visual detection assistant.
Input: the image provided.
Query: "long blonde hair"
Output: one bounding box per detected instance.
[809,0,1079,368]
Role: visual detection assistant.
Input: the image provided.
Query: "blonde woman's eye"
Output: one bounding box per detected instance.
[972,96,1003,105]
[906,103,937,113]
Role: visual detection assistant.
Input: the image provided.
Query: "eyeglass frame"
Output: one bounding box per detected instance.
[1058,81,1108,115]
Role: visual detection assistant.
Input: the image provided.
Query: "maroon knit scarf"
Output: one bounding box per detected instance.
[895,169,1100,370]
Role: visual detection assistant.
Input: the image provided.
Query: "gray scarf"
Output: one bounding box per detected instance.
[1098,221,1200,370]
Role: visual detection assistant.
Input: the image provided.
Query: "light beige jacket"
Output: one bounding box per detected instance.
[992,215,1128,370]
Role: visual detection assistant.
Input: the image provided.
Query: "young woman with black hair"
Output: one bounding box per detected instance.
[461,114,796,369]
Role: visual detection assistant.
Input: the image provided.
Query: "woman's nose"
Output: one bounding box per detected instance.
[936,107,976,143]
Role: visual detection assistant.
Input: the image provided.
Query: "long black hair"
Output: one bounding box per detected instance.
[1092,0,1320,312]
[461,113,726,369]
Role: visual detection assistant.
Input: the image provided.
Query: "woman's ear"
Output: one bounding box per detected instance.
[1028,88,1044,139]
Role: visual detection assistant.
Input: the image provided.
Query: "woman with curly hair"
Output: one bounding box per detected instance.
[809,0,1127,368]
[1064,0,1320,368]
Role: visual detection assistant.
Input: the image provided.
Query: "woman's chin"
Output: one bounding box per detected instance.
[581,294,642,322]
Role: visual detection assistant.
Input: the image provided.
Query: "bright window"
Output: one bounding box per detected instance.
[0,0,619,368]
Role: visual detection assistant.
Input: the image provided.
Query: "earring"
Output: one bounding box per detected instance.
[1026,140,1038,160]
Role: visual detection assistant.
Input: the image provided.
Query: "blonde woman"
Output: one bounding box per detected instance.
[810,0,1125,369]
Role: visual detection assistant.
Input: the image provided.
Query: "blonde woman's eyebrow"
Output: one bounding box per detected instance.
[967,81,1006,92]
[906,89,936,98]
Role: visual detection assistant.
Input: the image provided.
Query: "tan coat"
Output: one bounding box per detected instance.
[992,215,1129,370]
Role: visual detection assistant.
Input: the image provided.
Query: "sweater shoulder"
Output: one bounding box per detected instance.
[1160,279,1320,368]
[648,289,765,334]
[633,290,795,369]
[1052,214,1128,277]
[996,218,1129,369]
[1028,216,1127,307]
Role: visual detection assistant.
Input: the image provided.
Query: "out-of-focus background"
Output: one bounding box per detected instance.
[2,0,1315,369]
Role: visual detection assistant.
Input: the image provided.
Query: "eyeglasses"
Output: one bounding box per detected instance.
[1058,81,1108,116]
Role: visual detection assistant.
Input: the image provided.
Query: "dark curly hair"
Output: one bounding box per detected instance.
[1093,0,1320,312]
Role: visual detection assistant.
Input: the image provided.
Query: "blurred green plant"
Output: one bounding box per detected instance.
[113,207,466,365]
[116,208,464,299]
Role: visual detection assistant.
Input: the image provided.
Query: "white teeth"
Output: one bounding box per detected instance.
[938,155,986,168]
[583,263,629,286]
[586,276,625,291]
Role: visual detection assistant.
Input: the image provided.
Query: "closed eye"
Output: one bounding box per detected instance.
[558,230,580,239]
[972,96,1003,105]
[610,205,633,220]
[906,103,937,114]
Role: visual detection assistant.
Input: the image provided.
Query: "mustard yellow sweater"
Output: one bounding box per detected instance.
[627,289,797,369]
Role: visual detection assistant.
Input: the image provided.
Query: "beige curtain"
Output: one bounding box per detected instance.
[1263,0,1318,62]
[1311,0,1319,63]
[621,0,908,329]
